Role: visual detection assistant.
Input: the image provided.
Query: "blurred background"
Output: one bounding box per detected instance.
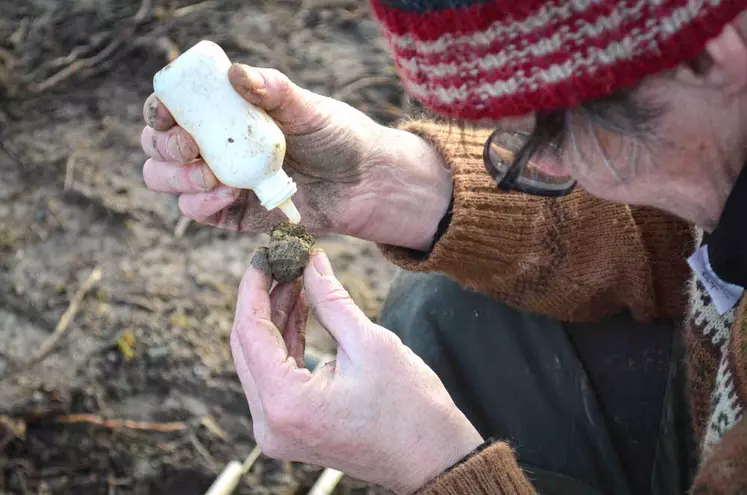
[0,0,412,492]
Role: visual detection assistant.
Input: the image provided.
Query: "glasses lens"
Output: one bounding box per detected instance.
[483,132,525,182]
[484,130,575,196]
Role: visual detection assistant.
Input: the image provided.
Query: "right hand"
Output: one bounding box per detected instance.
[141,64,453,251]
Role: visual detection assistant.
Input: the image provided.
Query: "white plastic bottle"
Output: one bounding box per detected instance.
[152,40,301,224]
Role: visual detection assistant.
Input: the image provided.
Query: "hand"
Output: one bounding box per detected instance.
[141,64,453,251]
[231,249,483,494]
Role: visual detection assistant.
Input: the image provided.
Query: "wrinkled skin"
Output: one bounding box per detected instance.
[141,64,452,251]
[232,249,483,494]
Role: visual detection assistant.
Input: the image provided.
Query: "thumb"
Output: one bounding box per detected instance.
[228,64,321,133]
[303,250,370,354]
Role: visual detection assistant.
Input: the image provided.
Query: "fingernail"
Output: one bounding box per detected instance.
[243,69,268,96]
[311,250,333,276]
[166,134,181,160]
[250,247,271,277]
[177,134,197,160]
[190,167,207,190]
[144,97,159,127]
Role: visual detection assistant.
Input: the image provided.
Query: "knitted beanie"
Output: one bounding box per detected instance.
[369,0,745,120]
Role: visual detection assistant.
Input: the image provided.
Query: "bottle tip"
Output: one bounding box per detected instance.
[279,200,301,224]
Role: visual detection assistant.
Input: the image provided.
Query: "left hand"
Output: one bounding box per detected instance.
[231,249,483,494]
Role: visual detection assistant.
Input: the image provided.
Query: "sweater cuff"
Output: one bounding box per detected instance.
[417,440,535,495]
[377,120,527,273]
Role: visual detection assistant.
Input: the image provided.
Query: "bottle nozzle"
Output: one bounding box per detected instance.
[278,199,301,224]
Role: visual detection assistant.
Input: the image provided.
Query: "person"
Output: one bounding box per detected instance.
[139,1,747,494]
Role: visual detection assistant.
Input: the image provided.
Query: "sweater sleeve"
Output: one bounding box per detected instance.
[691,418,747,494]
[418,441,535,495]
[378,121,695,323]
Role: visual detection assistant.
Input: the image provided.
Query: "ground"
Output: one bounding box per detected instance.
[0,1,410,492]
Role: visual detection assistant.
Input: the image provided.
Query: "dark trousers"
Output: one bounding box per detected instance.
[378,272,696,495]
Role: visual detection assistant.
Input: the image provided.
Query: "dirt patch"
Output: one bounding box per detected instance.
[0,0,407,493]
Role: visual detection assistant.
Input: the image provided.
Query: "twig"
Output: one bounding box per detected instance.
[189,432,218,469]
[133,0,153,22]
[203,446,262,495]
[27,266,103,367]
[0,415,25,452]
[0,265,104,381]
[23,37,107,82]
[241,446,262,472]
[308,468,345,495]
[28,40,123,94]
[333,75,399,102]
[64,150,78,191]
[55,414,187,432]
[174,216,192,238]
[172,1,218,18]
[200,416,228,441]
[27,0,152,94]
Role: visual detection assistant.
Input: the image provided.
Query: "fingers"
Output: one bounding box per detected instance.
[228,64,320,131]
[141,126,200,163]
[177,186,239,222]
[143,93,176,131]
[143,158,218,193]
[233,249,300,388]
[284,291,308,368]
[270,279,303,330]
[268,280,308,368]
[303,251,370,354]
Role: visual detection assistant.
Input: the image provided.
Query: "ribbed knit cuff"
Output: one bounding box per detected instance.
[416,441,535,495]
[377,120,537,273]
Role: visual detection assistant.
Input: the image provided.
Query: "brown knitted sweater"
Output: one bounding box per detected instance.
[379,121,747,494]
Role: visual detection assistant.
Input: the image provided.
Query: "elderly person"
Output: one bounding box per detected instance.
[139,2,747,494]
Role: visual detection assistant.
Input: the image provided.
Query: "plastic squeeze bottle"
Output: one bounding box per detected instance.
[152,40,301,224]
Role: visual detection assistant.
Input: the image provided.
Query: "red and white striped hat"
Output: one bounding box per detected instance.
[370,0,745,120]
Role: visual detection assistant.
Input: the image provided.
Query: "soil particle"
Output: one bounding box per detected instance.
[267,223,316,284]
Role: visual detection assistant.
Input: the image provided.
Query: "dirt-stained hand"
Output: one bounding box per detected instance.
[141,64,453,251]
[231,249,483,494]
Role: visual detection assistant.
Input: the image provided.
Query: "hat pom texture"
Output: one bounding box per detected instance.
[370,0,744,120]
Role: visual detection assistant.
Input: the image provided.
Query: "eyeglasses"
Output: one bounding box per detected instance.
[482,129,577,197]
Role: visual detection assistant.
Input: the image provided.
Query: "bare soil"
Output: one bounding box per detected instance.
[0,1,407,493]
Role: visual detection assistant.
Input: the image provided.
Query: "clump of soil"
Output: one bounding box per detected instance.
[268,223,316,284]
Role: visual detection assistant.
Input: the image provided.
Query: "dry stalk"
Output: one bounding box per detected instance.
[308,468,345,495]
[55,414,187,432]
[174,216,192,238]
[20,265,103,371]
[27,0,152,94]
[333,75,399,102]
